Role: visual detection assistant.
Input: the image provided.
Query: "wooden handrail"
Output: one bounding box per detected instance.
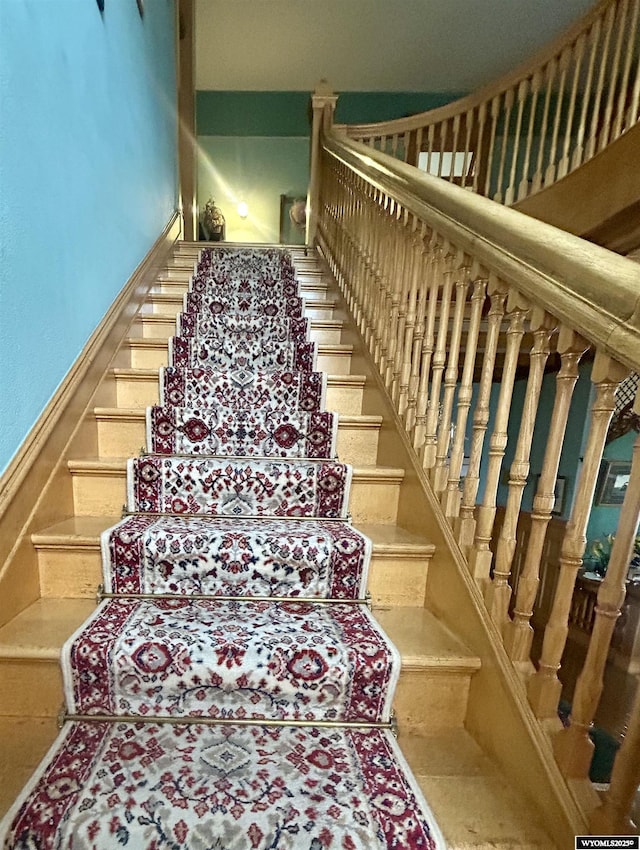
[340,0,640,207]
[323,132,640,370]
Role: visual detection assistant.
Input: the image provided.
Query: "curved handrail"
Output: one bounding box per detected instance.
[323,131,640,370]
[341,0,640,206]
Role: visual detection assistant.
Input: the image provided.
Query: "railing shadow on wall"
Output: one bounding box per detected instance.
[307,81,640,834]
[339,0,639,208]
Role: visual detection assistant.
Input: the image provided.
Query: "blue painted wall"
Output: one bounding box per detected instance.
[0,0,178,476]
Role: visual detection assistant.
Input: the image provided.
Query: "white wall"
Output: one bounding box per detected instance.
[196,0,595,92]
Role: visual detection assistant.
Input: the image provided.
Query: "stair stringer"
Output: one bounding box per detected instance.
[0,213,182,630]
[315,245,588,848]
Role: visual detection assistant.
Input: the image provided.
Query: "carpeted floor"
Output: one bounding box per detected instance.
[0,247,446,849]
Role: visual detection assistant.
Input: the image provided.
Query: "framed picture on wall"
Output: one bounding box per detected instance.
[595,460,632,506]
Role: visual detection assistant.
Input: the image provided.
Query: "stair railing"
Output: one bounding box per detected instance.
[339,0,640,205]
[310,93,640,832]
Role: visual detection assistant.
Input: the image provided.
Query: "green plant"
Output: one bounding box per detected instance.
[585,533,640,578]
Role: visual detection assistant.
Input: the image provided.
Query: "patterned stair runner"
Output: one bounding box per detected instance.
[0,246,445,849]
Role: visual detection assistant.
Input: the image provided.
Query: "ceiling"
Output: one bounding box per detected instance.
[196,0,596,93]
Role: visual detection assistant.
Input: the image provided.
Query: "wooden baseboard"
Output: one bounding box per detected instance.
[0,212,182,627]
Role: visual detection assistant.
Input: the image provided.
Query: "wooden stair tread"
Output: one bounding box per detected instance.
[374,607,480,672]
[355,522,436,555]
[31,515,120,546]
[33,516,430,555]
[0,599,95,660]
[399,730,557,849]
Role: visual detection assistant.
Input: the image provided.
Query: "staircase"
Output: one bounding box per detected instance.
[0,240,564,848]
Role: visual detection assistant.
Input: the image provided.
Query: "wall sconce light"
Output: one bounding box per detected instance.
[237,201,249,219]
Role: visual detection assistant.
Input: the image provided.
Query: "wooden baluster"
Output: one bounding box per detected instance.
[373,194,391,362]
[626,23,640,128]
[545,47,571,186]
[375,198,396,370]
[437,120,449,177]
[391,133,399,159]
[443,277,487,521]
[426,124,436,174]
[532,59,557,193]
[572,18,601,171]
[402,130,411,164]
[504,329,589,674]
[505,79,529,204]
[375,200,394,371]
[457,279,507,553]
[613,0,639,137]
[485,310,555,630]
[467,291,528,586]
[414,127,424,168]
[449,114,461,183]
[460,109,474,189]
[518,71,542,201]
[599,0,629,150]
[405,231,432,435]
[586,1,616,160]
[433,264,471,494]
[383,209,407,391]
[555,428,640,778]
[590,680,640,834]
[527,353,629,721]
[423,249,457,470]
[398,223,425,417]
[473,102,488,194]
[413,241,442,452]
[494,88,515,203]
[390,212,415,402]
[483,96,501,197]
[558,34,586,179]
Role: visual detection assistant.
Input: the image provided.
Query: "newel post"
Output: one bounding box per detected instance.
[307,81,338,248]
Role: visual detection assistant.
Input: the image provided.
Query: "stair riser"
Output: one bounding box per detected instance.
[112,375,365,414]
[94,417,379,465]
[0,661,63,717]
[69,469,402,522]
[37,546,429,605]
[135,316,343,344]
[125,344,352,374]
[0,658,471,732]
[394,670,473,734]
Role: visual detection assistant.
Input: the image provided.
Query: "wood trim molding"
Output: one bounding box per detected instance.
[0,212,182,627]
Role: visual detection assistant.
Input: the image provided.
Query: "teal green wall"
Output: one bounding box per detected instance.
[586,431,637,545]
[197,137,309,244]
[0,0,177,476]
[195,90,462,242]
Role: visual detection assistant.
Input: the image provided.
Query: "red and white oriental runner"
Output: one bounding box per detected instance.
[1,246,446,850]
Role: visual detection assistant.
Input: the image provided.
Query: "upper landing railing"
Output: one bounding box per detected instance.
[307,79,640,833]
[341,0,640,206]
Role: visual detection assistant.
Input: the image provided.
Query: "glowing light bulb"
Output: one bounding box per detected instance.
[237,201,249,219]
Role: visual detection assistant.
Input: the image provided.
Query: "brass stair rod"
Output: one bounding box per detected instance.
[97,587,371,607]
[62,712,394,731]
